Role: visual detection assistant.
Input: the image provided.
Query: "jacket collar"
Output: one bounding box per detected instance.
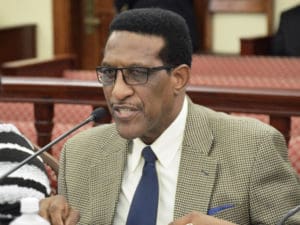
[89,98,217,223]
[174,98,217,219]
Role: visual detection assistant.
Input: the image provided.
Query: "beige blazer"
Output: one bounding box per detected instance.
[58,98,300,225]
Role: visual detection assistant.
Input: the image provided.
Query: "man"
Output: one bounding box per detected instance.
[40,8,300,225]
[272,4,300,56]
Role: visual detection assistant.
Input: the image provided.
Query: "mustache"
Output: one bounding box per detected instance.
[110,102,143,111]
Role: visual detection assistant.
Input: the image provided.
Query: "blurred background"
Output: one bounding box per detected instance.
[0,0,300,69]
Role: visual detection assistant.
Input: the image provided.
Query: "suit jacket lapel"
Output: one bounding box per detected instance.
[87,99,218,222]
[174,100,218,219]
[89,132,129,224]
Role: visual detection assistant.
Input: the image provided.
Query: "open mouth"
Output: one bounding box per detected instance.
[112,105,140,121]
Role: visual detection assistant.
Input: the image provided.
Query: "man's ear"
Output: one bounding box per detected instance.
[171,64,190,95]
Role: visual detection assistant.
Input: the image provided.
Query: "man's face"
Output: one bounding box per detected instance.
[101,31,184,144]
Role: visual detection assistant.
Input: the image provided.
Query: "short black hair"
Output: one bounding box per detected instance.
[109,8,193,67]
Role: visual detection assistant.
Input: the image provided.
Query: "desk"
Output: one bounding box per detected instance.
[1,76,300,147]
[1,55,300,158]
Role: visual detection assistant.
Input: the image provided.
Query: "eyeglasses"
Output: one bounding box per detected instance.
[96,65,173,86]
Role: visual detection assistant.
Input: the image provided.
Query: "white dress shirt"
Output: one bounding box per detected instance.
[113,97,188,225]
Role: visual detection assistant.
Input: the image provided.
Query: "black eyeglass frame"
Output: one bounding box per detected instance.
[96,65,174,86]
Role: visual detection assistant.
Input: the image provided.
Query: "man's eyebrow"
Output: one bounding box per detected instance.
[100,62,112,67]
[100,63,149,68]
[127,64,148,67]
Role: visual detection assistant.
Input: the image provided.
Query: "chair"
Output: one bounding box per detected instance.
[194,0,274,53]
[0,24,36,72]
[241,4,300,56]
[1,54,76,77]
[36,146,59,195]
[44,154,58,193]
[240,36,272,55]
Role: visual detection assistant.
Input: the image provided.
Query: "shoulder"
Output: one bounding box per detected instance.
[281,5,300,19]
[188,103,288,169]
[62,123,127,157]
[189,102,284,145]
[69,123,117,141]
[65,123,118,147]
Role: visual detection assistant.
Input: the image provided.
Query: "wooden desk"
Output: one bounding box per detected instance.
[1,55,300,155]
[1,76,300,151]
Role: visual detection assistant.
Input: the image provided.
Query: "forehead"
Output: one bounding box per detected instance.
[102,31,165,65]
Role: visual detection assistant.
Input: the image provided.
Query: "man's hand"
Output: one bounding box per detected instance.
[39,195,80,225]
[169,211,236,225]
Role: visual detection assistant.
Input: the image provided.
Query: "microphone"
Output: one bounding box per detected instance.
[277,205,300,225]
[0,107,107,181]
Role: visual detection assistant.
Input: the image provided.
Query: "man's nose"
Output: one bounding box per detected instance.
[111,71,134,100]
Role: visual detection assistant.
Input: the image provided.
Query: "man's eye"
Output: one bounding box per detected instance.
[102,69,115,75]
[128,68,147,76]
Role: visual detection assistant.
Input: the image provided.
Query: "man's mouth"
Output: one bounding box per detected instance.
[112,105,140,121]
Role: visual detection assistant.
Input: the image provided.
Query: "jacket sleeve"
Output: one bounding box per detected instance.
[249,128,300,224]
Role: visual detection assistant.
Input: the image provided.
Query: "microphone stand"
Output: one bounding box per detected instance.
[0,114,95,181]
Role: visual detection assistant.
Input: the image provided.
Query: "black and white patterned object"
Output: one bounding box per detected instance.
[0,124,50,221]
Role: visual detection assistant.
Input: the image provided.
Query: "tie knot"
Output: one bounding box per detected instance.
[142,146,157,163]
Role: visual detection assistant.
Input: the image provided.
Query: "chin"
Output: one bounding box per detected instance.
[116,125,142,140]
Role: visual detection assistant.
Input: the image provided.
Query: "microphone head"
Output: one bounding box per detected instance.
[91,107,107,122]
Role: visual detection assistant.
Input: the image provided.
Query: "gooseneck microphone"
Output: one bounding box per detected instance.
[0,107,106,181]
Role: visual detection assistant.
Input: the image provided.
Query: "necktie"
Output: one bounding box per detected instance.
[126,146,159,225]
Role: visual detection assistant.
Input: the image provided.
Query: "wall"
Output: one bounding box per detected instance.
[0,0,299,57]
[213,0,300,53]
[0,0,53,58]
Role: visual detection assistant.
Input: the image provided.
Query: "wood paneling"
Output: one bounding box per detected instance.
[0,24,36,66]
[52,0,115,69]
[1,54,76,77]
[194,0,274,53]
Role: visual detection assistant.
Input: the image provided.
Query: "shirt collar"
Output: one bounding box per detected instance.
[129,96,188,171]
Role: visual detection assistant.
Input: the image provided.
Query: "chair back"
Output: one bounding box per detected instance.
[194,0,274,53]
[33,145,59,195]
[0,24,36,68]
[41,151,59,176]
